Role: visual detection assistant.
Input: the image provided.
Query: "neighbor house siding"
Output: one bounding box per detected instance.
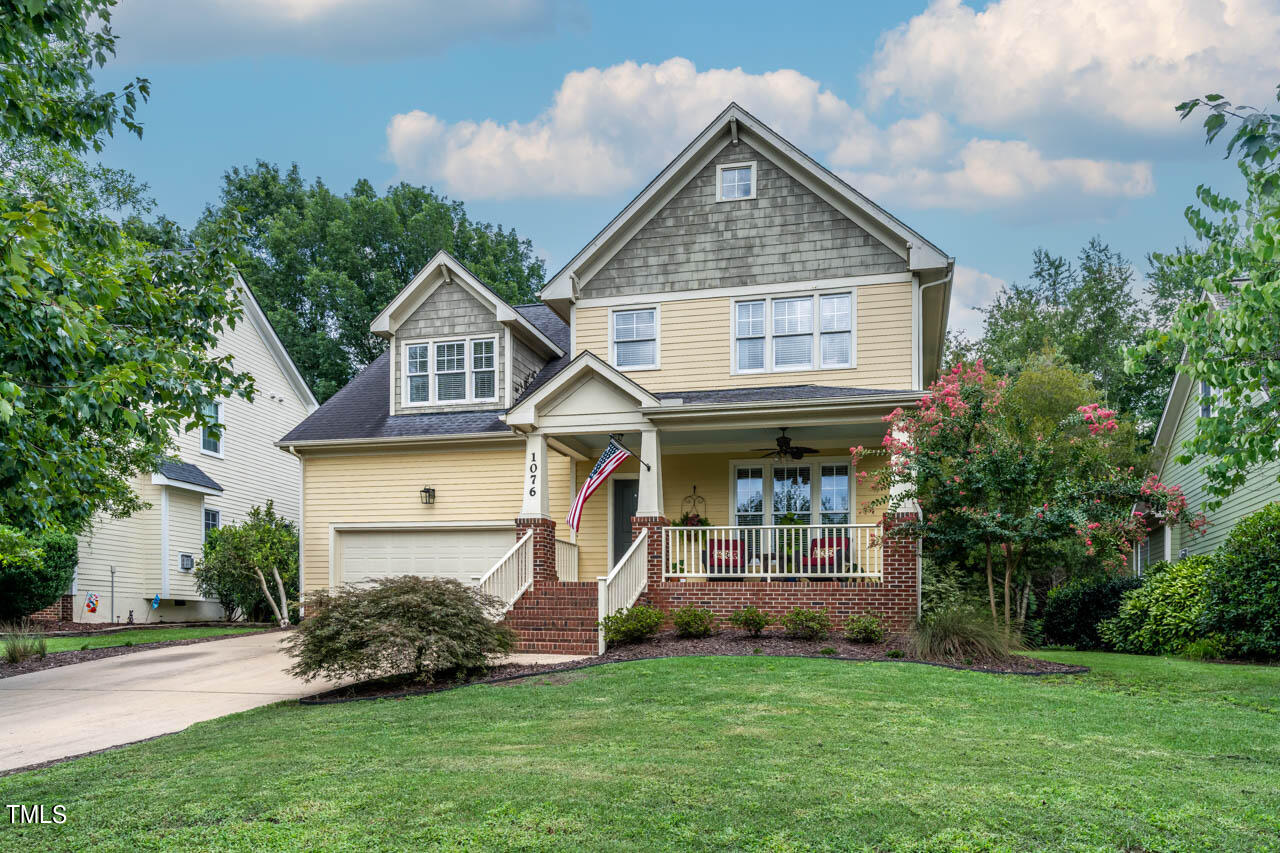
[392,281,506,415]
[573,282,914,393]
[1161,382,1280,558]
[75,476,161,624]
[580,141,907,299]
[299,443,575,593]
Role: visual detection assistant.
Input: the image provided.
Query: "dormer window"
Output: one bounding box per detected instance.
[716,162,756,201]
[402,336,499,406]
[406,344,431,404]
[435,341,467,401]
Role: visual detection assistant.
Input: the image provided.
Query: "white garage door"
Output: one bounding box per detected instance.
[338,527,513,586]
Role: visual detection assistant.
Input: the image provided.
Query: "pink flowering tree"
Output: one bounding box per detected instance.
[855,360,1205,633]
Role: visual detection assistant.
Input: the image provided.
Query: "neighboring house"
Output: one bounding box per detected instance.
[42,279,319,624]
[279,104,954,653]
[1138,370,1280,572]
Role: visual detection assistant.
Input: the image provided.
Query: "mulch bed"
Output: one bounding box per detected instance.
[302,631,1089,704]
[0,628,283,680]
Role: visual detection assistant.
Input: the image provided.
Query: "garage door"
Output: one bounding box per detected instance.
[338,527,513,585]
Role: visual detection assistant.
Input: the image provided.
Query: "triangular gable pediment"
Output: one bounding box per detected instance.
[504,351,660,429]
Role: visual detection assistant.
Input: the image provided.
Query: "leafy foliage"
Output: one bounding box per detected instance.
[600,604,664,646]
[843,613,886,645]
[193,165,547,401]
[1041,574,1143,650]
[284,576,514,684]
[1099,558,1215,656]
[780,607,832,640]
[0,526,57,621]
[728,606,773,637]
[195,502,297,625]
[671,605,716,639]
[911,606,1021,662]
[1204,502,1280,659]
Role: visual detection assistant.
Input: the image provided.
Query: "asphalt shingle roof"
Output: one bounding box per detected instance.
[157,459,222,491]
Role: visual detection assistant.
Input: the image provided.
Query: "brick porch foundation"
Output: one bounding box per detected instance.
[28,593,75,623]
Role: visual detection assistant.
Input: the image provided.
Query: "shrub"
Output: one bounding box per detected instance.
[1205,503,1280,659]
[283,576,514,683]
[885,649,903,659]
[728,606,773,637]
[781,607,832,640]
[196,502,298,624]
[671,606,716,639]
[1179,636,1227,661]
[600,604,663,646]
[1098,557,1213,655]
[1,620,47,663]
[911,606,1020,662]
[0,526,51,622]
[843,613,886,644]
[1041,574,1143,649]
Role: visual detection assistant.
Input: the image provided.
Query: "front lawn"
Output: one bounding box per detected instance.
[2,652,1277,851]
[40,625,265,654]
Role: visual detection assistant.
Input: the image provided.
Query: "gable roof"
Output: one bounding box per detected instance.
[504,350,663,428]
[370,250,564,358]
[541,102,952,309]
[238,276,319,412]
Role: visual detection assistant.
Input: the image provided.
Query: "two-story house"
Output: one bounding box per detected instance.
[279,104,954,654]
[52,279,318,624]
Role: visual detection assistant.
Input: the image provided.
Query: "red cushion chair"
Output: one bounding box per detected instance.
[801,537,850,577]
[704,539,747,575]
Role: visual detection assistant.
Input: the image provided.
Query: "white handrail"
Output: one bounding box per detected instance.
[663,523,882,580]
[555,538,579,582]
[476,529,534,614]
[597,527,649,654]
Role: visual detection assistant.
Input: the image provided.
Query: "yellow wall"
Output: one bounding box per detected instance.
[299,442,574,593]
[574,282,914,393]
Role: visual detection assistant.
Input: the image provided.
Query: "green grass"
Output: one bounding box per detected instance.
[2,652,1278,851]
[39,626,265,654]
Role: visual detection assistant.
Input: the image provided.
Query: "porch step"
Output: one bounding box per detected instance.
[503,581,599,656]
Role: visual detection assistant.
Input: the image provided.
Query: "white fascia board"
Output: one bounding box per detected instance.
[503,351,662,426]
[151,473,222,496]
[1150,368,1192,477]
[236,275,319,411]
[639,390,925,418]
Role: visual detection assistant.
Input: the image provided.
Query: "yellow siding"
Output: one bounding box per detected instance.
[299,443,574,593]
[574,282,914,393]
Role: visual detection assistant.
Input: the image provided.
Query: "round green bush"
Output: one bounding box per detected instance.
[600,604,663,646]
[1041,574,1143,649]
[671,605,716,639]
[1205,503,1280,659]
[843,612,886,644]
[0,526,76,621]
[728,606,773,637]
[780,607,832,640]
[1099,557,1213,655]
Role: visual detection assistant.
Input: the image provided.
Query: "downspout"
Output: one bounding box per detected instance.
[914,265,953,615]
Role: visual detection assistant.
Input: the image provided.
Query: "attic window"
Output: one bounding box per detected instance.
[717,162,756,201]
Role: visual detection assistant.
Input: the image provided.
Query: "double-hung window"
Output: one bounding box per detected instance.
[733,292,855,374]
[435,341,467,401]
[472,339,496,400]
[772,297,813,369]
[612,308,657,369]
[403,336,498,406]
[405,344,431,404]
[1199,380,1213,418]
[200,401,222,456]
[820,294,853,368]
[735,301,765,371]
[203,509,221,541]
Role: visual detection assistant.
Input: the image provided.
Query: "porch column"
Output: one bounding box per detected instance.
[889,428,919,515]
[518,431,556,585]
[632,427,667,589]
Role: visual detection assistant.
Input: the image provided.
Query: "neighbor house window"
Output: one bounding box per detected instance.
[203,508,220,541]
[472,339,496,400]
[1199,380,1213,418]
[717,162,756,201]
[200,401,222,455]
[733,292,856,374]
[405,343,431,404]
[435,341,467,401]
[612,308,657,369]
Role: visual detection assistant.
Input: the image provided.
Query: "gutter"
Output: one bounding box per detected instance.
[275,431,522,451]
[639,390,925,418]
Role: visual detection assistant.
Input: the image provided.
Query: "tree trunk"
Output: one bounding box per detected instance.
[1018,573,1032,623]
[985,540,997,628]
[271,566,292,627]
[254,567,286,628]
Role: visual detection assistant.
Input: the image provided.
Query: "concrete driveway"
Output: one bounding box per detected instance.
[0,630,335,773]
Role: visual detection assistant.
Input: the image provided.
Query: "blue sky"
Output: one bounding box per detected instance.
[95,0,1276,335]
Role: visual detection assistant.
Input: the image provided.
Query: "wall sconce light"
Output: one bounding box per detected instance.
[420,486,436,505]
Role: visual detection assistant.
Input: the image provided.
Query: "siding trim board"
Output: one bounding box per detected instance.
[572,272,911,309]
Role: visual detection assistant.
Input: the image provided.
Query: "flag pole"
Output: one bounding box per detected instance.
[609,433,650,471]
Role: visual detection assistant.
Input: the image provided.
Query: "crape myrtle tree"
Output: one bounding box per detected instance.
[1,0,253,531]
[854,360,1205,634]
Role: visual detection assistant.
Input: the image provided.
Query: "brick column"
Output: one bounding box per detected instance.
[881,511,921,628]
[631,515,668,589]
[516,516,557,586]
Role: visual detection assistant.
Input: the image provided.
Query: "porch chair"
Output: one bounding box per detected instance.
[703,538,749,579]
[801,536,852,581]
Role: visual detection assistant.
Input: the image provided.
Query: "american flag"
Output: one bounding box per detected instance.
[566,439,632,532]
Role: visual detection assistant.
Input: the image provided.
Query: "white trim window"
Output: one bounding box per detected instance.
[732,291,856,374]
[203,508,221,541]
[716,161,756,201]
[472,339,497,401]
[1199,380,1214,419]
[402,335,499,406]
[731,458,855,526]
[405,343,431,404]
[200,401,223,456]
[435,341,467,401]
[612,308,658,370]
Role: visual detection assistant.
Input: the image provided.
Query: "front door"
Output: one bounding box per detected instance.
[611,478,639,567]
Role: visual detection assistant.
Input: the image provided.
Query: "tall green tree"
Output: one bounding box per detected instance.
[1,1,252,532]
[196,164,547,401]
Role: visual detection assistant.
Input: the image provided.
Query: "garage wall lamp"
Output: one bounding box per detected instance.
[420,486,436,505]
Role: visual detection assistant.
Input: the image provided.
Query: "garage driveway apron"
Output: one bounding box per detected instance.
[0,631,343,773]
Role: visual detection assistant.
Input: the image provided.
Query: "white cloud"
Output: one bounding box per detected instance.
[108,0,579,62]
[387,57,1149,209]
[950,265,1008,338]
[867,0,1280,137]
[846,139,1154,212]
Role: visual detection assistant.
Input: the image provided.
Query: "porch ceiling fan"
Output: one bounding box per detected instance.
[754,427,820,461]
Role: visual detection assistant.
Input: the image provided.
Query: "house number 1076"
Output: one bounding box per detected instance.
[528,452,538,497]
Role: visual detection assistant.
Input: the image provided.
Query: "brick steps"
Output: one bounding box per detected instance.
[504,581,599,655]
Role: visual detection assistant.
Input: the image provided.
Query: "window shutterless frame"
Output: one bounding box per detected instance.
[715,161,757,202]
[729,456,855,526]
[400,335,499,407]
[609,305,660,370]
[200,401,223,458]
[730,289,856,375]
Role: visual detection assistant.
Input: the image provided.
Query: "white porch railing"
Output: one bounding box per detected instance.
[555,538,579,582]
[597,527,649,654]
[476,530,534,614]
[663,523,883,580]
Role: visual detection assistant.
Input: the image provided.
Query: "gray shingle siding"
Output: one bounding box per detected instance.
[582,142,907,299]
